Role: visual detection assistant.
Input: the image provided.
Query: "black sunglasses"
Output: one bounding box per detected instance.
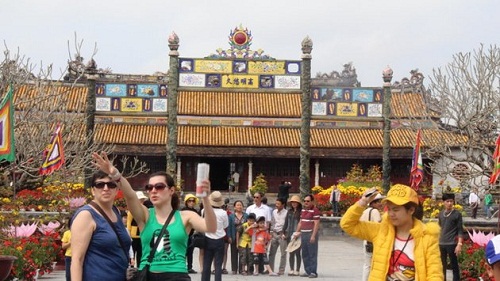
[94,181,118,189]
[145,183,168,192]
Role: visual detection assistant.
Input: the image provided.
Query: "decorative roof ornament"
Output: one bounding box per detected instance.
[301,36,313,56]
[207,25,275,60]
[313,62,360,87]
[392,68,425,93]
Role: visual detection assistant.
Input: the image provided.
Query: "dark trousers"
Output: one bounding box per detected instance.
[64,256,71,281]
[132,238,142,266]
[289,247,301,271]
[301,232,318,275]
[202,237,224,281]
[186,235,195,270]
[471,203,478,219]
[230,240,239,273]
[440,244,460,281]
[147,272,191,281]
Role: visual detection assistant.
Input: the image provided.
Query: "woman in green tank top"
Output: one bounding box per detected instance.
[92,152,217,280]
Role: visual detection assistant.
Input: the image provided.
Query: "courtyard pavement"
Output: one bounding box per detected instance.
[39,235,456,281]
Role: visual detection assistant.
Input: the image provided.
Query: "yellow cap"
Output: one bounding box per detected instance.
[383,184,419,206]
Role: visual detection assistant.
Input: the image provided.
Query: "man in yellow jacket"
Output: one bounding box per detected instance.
[340,184,443,281]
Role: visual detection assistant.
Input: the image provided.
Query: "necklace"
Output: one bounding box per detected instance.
[444,209,454,217]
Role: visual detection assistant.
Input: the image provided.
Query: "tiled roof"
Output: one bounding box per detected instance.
[178,91,301,117]
[13,85,435,119]
[14,83,88,112]
[94,123,467,149]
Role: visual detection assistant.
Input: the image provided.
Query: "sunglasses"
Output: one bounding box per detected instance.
[145,183,168,192]
[187,199,196,203]
[94,181,118,189]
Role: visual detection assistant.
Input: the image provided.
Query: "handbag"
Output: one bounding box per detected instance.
[190,210,205,248]
[191,231,206,248]
[89,201,174,281]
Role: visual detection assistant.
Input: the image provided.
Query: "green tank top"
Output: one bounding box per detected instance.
[139,209,188,273]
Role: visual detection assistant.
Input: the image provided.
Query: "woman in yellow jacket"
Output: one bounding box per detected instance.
[340,184,443,281]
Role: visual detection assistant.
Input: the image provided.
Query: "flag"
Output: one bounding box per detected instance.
[410,129,424,190]
[39,124,65,175]
[490,134,500,185]
[0,86,15,162]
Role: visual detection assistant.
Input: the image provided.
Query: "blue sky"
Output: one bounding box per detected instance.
[1,0,498,87]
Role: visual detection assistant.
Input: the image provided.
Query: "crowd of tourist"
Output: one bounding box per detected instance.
[65,152,500,281]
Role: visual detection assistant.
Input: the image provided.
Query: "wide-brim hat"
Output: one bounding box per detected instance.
[288,195,302,205]
[184,193,199,205]
[209,191,224,207]
[286,236,301,252]
[382,184,419,206]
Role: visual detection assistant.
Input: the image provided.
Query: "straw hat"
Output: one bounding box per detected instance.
[209,191,224,207]
[184,193,199,205]
[288,195,302,205]
[286,236,301,252]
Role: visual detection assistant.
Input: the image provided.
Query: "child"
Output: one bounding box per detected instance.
[238,213,255,275]
[486,235,500,280]
[246,216,279,276]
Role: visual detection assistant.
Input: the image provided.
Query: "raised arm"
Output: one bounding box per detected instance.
[92,152,148,229]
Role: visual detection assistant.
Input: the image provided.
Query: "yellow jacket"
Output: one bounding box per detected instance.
[340,203,443,281]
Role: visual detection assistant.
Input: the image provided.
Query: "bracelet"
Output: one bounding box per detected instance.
[109,170,122,182]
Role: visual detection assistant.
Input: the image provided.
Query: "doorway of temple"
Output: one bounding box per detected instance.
[200,158,230,191]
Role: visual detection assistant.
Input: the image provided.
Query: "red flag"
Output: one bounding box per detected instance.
[410,129,424,190]
[490,134,500,184]
[39,124,65,175]
[0,86,15,162]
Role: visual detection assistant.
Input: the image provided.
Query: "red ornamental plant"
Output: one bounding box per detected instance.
[458,239,491,280]
[0,231,63,280]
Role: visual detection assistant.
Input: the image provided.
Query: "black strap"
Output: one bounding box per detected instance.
[90,201,175,268]
[368,208,374,221]
[145,210,175,265]
[89,201,129,260]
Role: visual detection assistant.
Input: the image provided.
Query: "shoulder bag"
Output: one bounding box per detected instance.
[89,201,174,281]
[365,208,374,253]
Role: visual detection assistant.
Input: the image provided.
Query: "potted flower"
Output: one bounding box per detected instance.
[0,255,17,281]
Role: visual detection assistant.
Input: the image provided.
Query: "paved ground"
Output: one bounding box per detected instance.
[39,235,455,281]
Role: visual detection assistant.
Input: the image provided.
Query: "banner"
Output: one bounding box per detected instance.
[490,134,500,184]
[410,129,424,190]
[0,86,15,162]
[39,124,65,175]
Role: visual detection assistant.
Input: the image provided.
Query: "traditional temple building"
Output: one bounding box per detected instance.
[12,26,466,193]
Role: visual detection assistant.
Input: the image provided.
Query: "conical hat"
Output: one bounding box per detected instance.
[286,236,301,252]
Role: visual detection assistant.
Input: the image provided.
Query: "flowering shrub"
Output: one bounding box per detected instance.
[458,239,490,280]
[0,231,63,280]
[421,197,464,218]
[312,184,383,215]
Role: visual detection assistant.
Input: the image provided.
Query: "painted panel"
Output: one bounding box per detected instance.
[105,84,127,97]
[312,102,327,115]
[121,98,143,112]
[353,89,374,102]
[96,97,111,111]
[137,84,159,97]
[367,103,383,117]
[96,83,106,95]
[179,73,206,87]
[221,74,259,88]
[320,88,343,101]
[127,84,138,96]
[179,59,194,72]
[357,103,368,116]
[275,75,300,89]
[153,99,167,112]
[159,85,168,97]
[285,61,301,74]
[194,60,232,73]
[326,102,336,115]
[248,61,286,74]
[336,102,358,117]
